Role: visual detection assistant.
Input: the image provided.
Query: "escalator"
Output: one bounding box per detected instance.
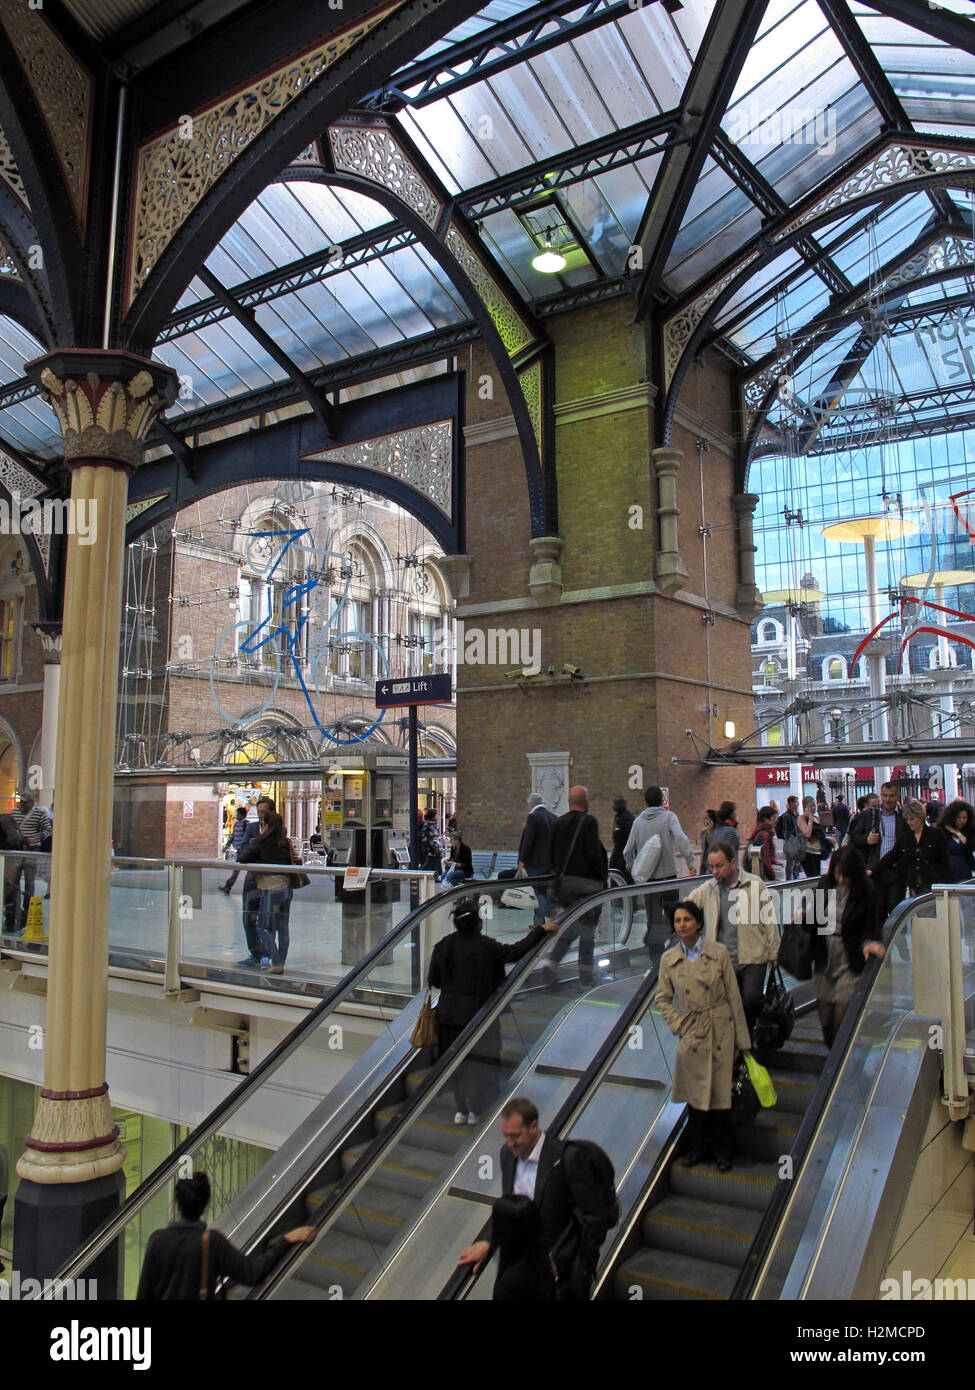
[42,872,647,1300]
[287,991,567,1298]
[439,887,973,1303]
[611,1015,827,1299]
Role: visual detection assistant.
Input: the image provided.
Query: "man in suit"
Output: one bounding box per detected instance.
[457,1097,605,1298]
[544,785,607,985]
[518,792,557,926]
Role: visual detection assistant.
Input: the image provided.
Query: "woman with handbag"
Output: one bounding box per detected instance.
[804,845,885,1047]
[428,897,556,1125]
[137,1171,313,1300]
[797,796,825,880]
[656,899,751,1172]
[237,811,293,975]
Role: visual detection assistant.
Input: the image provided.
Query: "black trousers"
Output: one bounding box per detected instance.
[685,1107,734,1163]
[735,963,767,1034]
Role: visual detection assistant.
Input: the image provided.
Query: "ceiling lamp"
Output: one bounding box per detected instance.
[531,228,566,274]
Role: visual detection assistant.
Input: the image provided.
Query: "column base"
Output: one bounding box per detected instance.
[13,1170,125,1295]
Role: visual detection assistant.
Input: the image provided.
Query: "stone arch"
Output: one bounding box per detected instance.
[0,713,22,812]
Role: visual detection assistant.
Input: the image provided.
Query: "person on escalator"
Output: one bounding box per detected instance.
[655,899,751,1172]
[797,845,885,1049]
[490,1194,556,1301]
[136,1172,313,1300]
[428,897,556,1125]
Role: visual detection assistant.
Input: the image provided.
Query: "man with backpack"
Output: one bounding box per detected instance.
[622,786,696,950]
[457,1096,617,1299]
[775,795,802,879]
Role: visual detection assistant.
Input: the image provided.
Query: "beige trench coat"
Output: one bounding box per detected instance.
[655,939,751,1110]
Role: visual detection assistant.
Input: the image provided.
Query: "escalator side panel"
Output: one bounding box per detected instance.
[790,1016,939,1301]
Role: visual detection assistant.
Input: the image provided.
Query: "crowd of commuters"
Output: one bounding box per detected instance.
[134,774,973,1301]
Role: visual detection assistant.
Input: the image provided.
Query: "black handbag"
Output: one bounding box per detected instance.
[731,1058,760,1125]
[752,966,795,1051]
[778,919,813,981]
[550,815,604,907]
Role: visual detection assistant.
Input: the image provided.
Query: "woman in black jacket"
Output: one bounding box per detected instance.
[237,811,294,973]
[873,798,954,903]
[137,1172,312,1300]
[807,845,885,1047]
[937,799,975,882]
[428,897,555,1124]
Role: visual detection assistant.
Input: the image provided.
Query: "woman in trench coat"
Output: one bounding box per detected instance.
[656,899,751,1171]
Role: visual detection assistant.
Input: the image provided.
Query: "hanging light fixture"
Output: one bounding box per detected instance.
[531,227,566,274]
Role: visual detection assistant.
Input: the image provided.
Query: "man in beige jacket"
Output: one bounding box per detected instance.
[687,841,779,1030]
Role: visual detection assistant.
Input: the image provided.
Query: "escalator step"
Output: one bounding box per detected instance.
[762,1068,819,1114]
[669,1155,777,1212]
[733,1109,800,1162]
[755,1036,828,1074]
[299,1229,378,1295]
[615,1247,739,1301]
[642,1194,762,1267]
[339,1140,450,1197]
[374,1105,473,1155]
[307,1182,417,1245]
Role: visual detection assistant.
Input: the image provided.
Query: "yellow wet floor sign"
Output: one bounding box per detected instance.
[22,896,47,942]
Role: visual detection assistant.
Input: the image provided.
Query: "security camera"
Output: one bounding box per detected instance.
[685,728,693,737]
[504,669,524,680]
[562,663,581,677]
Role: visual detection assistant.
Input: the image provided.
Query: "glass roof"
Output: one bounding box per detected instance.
[2,0,975,470]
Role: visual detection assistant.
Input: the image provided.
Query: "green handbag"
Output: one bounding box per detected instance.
[743,1051,777,1108]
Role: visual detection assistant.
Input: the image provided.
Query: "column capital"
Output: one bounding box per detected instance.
[528,535,564,605]
[732,492,760,516]
[437,553,474,602]
[26,350,178,472]
[30,621,62,662]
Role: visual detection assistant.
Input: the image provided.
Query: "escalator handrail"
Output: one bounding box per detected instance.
[437,961,665,1301]
[41,875,520,1292]
[728,890,925,1300]
[248,890,623,1298]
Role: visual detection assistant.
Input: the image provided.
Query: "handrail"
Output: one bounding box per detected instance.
[249,878,674,1298]
[438,962,665,1301]
[38,875,504,1294]
[728,890,924,1300]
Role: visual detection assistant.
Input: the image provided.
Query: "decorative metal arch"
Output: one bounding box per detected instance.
[0,444,62,623]
[657,135,975,449]
[275,116,555,537]
[118,1,486,354]
[125,373,464,555]
[738,234,975,479]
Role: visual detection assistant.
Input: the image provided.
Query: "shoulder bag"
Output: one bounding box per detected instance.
[289,839,311,890]
[410,990,438,1048]
[550,815,605,907]
[778,915,813,980]
[752,967,795,1050]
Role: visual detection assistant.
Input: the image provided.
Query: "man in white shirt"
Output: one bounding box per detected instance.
[457,1097,606,1294]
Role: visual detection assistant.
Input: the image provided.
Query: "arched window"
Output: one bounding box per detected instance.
[237,516,307,670]
[330,542,379,684]
[757,619,780,644]
[765,722,783,747]
[929,644,958,670]
[763,659,780,685]
[823,655,846,681]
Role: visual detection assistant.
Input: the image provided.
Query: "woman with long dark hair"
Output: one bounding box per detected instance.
[237,810,293,974]
[937,799,975,882]
[698,808,717,874]
[805,845,885,1047]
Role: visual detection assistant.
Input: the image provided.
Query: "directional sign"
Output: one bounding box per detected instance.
[375,673,452,708]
